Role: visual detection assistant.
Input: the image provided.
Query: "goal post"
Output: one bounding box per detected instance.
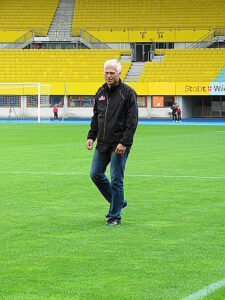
[0,82,51,122]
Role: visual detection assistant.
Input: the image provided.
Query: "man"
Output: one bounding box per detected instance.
[171,103,177,121]
[86,59,138,226]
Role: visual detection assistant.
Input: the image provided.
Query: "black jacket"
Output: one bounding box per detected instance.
[87,79,138,151]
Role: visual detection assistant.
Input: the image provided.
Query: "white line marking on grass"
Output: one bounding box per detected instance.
[0,171,86,176]
[1,171,225,180]
[126,174,225,179]
[183,278,225,300]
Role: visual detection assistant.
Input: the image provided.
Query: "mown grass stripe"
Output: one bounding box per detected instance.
[1,170,225,180]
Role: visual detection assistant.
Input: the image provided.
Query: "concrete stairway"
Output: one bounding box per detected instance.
[48,0,75,42]
[119,54,132,62]
[124,62,145,82]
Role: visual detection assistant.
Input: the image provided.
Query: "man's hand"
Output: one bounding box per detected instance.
[86,139,94,150]
[115,143,126,155]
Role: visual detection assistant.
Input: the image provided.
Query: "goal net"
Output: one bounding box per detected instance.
[0,83,51,122]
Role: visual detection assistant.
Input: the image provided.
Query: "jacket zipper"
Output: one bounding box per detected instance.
[103,95,110,141]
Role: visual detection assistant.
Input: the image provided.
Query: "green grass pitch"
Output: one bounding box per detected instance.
[0,123,225,299]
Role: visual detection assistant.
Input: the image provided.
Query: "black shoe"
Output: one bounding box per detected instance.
[105,200,127,218]
[106,218,121,226]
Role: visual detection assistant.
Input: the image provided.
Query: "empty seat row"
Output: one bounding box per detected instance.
[0,49,131,83]
[72,0,225,36]
[139,48,225,83]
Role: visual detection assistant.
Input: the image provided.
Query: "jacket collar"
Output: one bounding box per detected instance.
[103,79,122,95]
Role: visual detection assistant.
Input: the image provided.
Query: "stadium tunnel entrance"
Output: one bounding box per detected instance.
[131,42,174,62]
[181,95,225,118]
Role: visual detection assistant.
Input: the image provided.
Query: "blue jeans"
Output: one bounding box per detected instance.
[90,147,130,219]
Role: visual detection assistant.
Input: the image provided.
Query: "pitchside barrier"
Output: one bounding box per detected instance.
[0,83,52,122]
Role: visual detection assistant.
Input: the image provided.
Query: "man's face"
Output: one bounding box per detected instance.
[104,65,120,87]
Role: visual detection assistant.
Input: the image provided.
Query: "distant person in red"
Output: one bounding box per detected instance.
[176,104,181,121]
[53,104,58,120]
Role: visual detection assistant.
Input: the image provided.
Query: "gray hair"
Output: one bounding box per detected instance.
[104,59,121,74]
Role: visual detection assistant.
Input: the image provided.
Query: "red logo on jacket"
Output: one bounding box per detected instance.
[99,95,105,101]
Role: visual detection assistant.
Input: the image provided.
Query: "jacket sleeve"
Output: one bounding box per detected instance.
[120,88,138,147]
[87,95,98,141]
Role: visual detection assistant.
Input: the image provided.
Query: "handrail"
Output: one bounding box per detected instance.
[1,26,225,38]
[1,25,225,33]
[186,30,216,49]
[73,26,225,33]
[80,29,110,49]
[3,31,34,49]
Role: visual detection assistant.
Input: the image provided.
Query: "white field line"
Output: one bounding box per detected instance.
[183,278,225,300]
[127,174,225,179]
[0,171,86,176]
[0,171,225,180]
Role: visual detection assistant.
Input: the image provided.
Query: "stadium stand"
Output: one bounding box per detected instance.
[0,0,59,38]
[139,48,225,82]
[73,0,225,28]
[72,0,225,42]
[0,49,131,83]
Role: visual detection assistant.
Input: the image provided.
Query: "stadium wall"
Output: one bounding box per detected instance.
[86,29,210,43]
[1,93,225,119]
[0,95,149,119]
[1,82,225,119]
